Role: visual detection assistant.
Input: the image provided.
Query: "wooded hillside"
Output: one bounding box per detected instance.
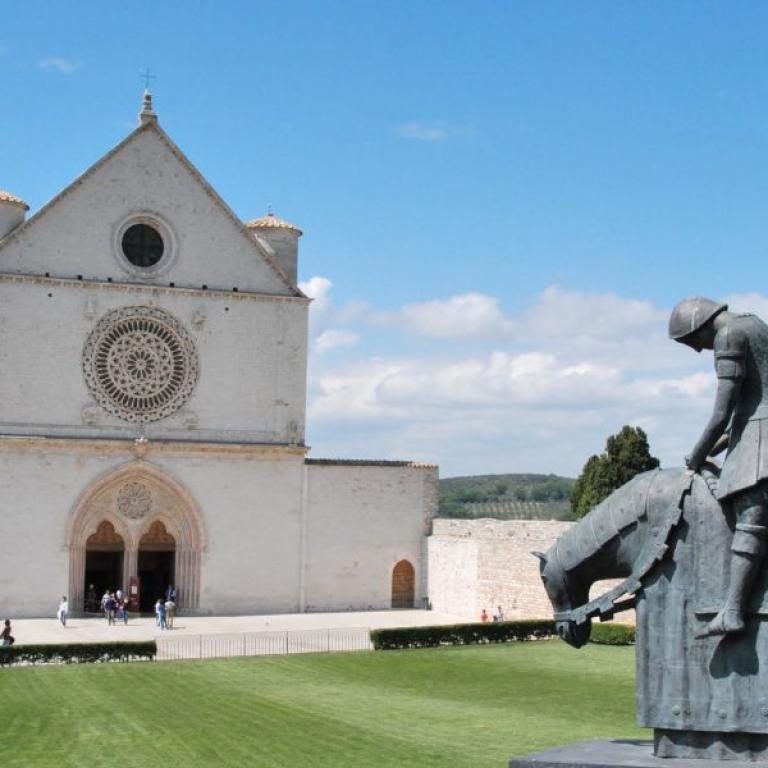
[438,473,575,521]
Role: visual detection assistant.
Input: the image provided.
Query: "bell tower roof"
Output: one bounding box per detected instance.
[245,210,302,236]
[0,190,29,211]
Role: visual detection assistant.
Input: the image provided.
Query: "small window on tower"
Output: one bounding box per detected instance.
[122,223,164,268]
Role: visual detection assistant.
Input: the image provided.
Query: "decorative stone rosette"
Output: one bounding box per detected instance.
[82,306,199,423]
[117,482,153,520]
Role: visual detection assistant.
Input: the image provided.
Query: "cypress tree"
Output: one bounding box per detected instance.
[571,426,660,519]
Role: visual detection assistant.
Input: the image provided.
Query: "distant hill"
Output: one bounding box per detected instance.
[438,473,576,521]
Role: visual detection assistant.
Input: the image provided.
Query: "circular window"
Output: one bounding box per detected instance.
[114,214,175,276]
[82,306,199,423]
[122,223,164,268]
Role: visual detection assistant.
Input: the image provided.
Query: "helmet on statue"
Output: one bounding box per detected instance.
[668,298,727,340]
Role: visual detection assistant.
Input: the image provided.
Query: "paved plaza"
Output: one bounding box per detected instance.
[9,609,465,646]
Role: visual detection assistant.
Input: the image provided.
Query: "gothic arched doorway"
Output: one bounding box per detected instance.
[138,521,176,612]
[68,462,204,615]
[391,559,415,608]
[84,521,125,612]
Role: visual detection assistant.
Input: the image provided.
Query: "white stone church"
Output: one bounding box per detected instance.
[0,93,437,618]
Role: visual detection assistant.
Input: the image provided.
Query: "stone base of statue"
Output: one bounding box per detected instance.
[654,730,768,760]
[508,738,767,768]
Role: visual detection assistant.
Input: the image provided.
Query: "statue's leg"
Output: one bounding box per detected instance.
[697,490,767,638]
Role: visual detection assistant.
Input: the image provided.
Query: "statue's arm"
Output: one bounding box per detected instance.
[686,378,740,471]
[709,429,730,457]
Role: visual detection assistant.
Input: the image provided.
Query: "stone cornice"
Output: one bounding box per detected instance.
[0,433,308,459]
[306,458,438,469]
[0,272,310,303]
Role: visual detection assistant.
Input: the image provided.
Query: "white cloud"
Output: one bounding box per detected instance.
[725,292,768,319]
[374,292,515,339]
[38,57,81,74]
[523,286,666,342]
[314,330,360,355]
[299,275,332,317]
[396,121,470,142]
[304,283,733,475]
[373,285,668,348]
[397,121,447,141]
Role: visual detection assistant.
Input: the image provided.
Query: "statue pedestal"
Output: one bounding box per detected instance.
[509,739,764,768]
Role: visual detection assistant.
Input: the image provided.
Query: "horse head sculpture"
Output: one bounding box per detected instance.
[537,464,721,649]
[536,548,593,648]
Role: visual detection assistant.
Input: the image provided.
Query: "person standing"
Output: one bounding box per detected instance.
[118,597,129,625]
[164,597,175,630]
[155,598,167,630]
[105,593,116,626]
[480,608,489,623]
[1,619,14,646]
[494,605,504,623]
[57,596,68,627]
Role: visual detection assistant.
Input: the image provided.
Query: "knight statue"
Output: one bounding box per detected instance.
[526,296,768,763]
[670,297,768,638]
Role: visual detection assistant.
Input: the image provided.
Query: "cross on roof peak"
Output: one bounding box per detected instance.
[140,68,156,91]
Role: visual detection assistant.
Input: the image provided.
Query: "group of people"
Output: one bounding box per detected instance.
[154,597,175,630]
[101,590,129,625]
[154,586,177,630]
[480,605,505,623]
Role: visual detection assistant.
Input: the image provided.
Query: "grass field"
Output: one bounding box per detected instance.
[0,641,646,768]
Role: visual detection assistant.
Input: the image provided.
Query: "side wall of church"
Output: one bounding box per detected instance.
[428,518,636,624]
[302,463,438,611]
[0,439,306,617]
[0,278,308,444]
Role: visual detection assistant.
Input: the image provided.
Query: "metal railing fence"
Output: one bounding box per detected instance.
[156,627,372,661]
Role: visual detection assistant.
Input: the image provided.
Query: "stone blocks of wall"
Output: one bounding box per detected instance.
[428,518,635,624]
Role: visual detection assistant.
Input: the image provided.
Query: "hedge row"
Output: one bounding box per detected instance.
[0,641,157,667]
[370,620,636,650]
[589,622,635,645]
[371,620,557,649]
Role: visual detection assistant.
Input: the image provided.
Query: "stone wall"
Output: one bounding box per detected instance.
[303,460,438,612]
[428,518,635,624]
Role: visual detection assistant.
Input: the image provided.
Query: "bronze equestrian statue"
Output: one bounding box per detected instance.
[537,299,768,761]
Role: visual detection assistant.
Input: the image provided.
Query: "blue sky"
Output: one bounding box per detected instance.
[3,2,768,476]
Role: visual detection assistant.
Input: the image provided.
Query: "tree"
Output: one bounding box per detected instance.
[570,426,660,519]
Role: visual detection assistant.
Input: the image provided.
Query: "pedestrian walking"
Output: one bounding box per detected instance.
[57,596,68,626]
[1,619,14,646]
[164,598,175,630]
[155,598,167,630]
[117,598,129,625]
[106,593,116,625]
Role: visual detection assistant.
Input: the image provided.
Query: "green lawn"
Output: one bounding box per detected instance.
[0,641,646,768]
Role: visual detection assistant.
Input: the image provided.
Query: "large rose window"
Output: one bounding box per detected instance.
[82,306,199,423]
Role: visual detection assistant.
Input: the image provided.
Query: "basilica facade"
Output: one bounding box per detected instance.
[0,94,436,617]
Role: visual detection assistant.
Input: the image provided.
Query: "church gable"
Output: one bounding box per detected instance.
[0,120,296,296]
